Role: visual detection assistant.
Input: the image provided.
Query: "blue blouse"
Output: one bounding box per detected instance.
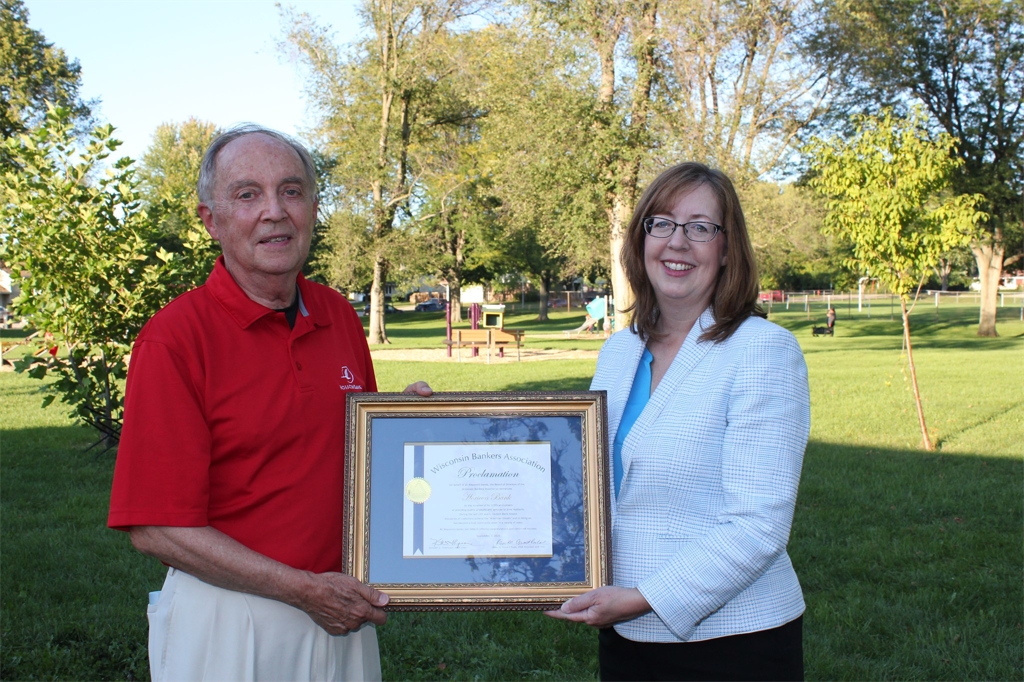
[612,347,653,498]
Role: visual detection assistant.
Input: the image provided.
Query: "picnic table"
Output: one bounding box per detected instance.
[446,328,524,362]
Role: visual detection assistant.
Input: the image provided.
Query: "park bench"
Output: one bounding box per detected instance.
[447,328,524,362]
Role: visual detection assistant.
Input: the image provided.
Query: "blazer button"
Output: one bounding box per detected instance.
[296,362,302,370]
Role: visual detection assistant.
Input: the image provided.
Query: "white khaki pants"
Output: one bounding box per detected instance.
[148,568,382,682]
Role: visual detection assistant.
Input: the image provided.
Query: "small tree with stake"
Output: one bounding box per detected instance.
[805,108,986,450]
[1,105,211,449]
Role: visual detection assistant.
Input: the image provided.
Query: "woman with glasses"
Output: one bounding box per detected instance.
[547,163,809,681]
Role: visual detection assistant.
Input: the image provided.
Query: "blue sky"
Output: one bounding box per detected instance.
[24,1,364,161]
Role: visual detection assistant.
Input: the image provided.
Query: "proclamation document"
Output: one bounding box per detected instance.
[402,442,553,558]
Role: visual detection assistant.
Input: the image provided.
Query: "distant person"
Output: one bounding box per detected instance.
[108,125,431,681]
[827,306,836,332]
[548,162,810,681]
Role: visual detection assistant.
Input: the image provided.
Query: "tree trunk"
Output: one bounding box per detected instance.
[971,236,1004,337]
[367,254,389,345]
[449,285,462,324]
[901,297,933,450]
[933,257,951,291]
[590,2,656,334]
[608,198,633,330]
[608,2,657,331]
[537,271,551,321]
[99,347,117,449]
[449,228,465,323]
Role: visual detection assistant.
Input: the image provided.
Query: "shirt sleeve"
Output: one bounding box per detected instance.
[635,327,810,640]
[108,338,213,530]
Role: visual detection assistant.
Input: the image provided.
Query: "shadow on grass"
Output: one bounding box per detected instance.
[0,327,36,341]
[794,440,1022,681]
[796,333,1024,354]
[360,312,449,340]
[2,425,157,681]
[3,424,1020,680]
[775,310,1024,357]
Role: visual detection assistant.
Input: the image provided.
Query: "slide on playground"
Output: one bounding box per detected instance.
[567,297,607,334]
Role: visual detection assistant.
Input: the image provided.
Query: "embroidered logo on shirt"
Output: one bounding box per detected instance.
[339,365,363,391]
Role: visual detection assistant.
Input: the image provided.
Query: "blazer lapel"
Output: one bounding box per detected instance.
[620,307,717,480]
[605,332,645,520]
[606,333,647,442]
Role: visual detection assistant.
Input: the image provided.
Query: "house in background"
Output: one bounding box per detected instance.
[970,272,1024,291]
[0,267,19,314]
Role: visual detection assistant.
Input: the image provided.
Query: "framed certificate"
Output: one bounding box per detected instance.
[344,391,611,611]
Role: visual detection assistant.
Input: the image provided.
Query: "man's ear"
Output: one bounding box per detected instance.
[197,203,219,242]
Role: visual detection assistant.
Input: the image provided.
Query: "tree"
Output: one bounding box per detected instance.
[657,0,835,173]
[533,0,658,330]
[535,0,837,329]
[387,26,499,323]
[137,118,221,276]
[0,0,91,147]
[739,181,839,290]
[284,0,484,344]
[407,146,497,323]
[655,0,841,291]
[467,19,608,321]
[931,245,974,291]
[806,109,986,450]
[0,106,209,445]
[809,0,1024,336]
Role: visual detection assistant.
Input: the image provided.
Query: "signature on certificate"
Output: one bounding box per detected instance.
[429,537,472,549]
[495,538,546,547]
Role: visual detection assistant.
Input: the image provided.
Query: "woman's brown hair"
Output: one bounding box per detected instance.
[622,162,765,343]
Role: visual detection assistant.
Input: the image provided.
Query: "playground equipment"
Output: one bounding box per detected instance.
[481,304,505,328]
[565,296,609,337]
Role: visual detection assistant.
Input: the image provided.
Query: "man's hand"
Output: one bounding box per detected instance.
[403,381,433,396]
[544,586,652,628]
[296,572,389,635]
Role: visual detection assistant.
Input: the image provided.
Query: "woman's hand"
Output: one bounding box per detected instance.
[403,381,433,396]
[544,586,652,628]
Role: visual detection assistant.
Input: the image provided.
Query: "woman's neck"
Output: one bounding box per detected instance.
[653,299,708,341]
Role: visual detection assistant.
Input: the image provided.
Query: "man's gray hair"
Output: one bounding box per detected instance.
[196,124,318,204]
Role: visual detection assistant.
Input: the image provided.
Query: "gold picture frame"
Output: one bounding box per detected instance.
[344,391,611,611]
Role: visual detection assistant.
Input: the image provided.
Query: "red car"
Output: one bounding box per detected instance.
[759,290,785,302]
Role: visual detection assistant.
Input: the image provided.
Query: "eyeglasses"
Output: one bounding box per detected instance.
[643,217,722,242]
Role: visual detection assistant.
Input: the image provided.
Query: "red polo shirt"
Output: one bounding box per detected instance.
[109,258,375,573]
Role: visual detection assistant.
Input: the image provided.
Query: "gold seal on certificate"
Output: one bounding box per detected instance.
[405,477,432,504]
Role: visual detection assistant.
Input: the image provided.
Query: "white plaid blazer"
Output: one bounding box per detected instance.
[591,308,809,642]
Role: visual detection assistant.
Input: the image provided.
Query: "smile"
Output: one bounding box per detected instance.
[259,236,291,244]
[663,262,694,272]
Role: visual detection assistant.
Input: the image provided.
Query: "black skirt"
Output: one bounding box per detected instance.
[599,615,803,682]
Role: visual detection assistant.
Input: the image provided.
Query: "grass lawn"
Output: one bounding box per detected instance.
[1,303,1021,680]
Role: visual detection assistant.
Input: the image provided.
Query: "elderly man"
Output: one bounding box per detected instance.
[109,125,426,681]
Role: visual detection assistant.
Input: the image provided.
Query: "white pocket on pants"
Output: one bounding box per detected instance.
[147,567,178,682]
